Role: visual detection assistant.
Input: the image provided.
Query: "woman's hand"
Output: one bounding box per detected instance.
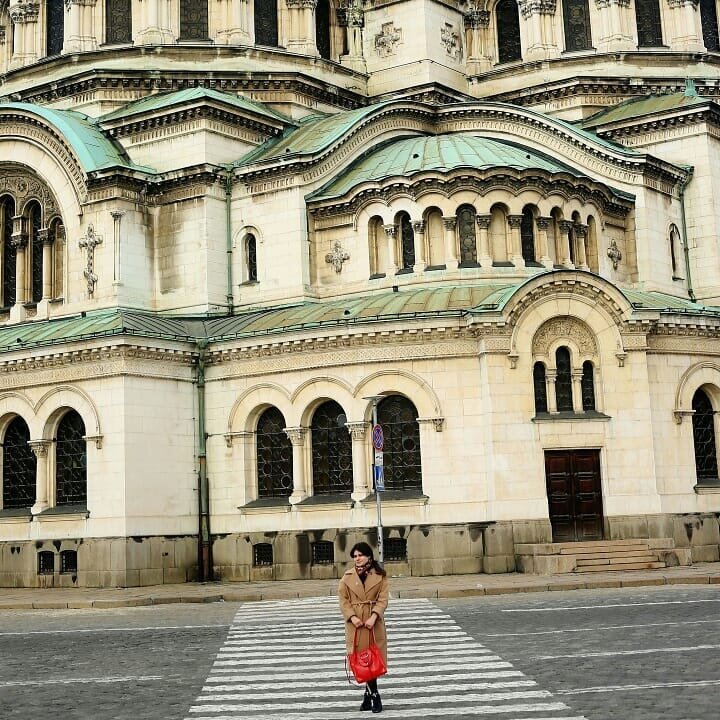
[350,616,364,629]
[364,613,377,629]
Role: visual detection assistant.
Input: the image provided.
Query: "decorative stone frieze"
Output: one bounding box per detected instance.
[463,8,490,29]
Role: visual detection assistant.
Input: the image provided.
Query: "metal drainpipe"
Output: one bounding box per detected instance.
[679,169,696,302]
[225,171,234,315]
[195,339,213,582]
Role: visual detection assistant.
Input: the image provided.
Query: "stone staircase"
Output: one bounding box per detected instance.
[515,538,692,575]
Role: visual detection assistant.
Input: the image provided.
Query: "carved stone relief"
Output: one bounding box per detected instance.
[532,316,598,357]
[375,22,402,57]
[440,23,462,60]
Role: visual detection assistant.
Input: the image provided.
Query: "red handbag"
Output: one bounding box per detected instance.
[347,627,387,684]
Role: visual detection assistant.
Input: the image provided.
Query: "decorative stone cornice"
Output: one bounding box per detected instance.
[224,430,254,447]
[345,421,368,440]
[517,0,557,18]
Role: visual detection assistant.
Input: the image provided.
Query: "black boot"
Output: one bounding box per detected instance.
[370,691,382,713]
[360,687,371,711]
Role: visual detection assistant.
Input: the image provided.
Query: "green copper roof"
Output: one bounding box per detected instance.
[309,134,596,201]
[100,87,293,125]
[0,103,141,173]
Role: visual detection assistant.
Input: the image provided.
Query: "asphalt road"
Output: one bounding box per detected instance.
[0,584,717,719]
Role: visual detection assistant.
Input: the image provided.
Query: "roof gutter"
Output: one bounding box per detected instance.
[678,168,696,302]
[225,169,234,315]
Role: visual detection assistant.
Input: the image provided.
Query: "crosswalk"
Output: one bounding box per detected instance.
[185,596,586,719]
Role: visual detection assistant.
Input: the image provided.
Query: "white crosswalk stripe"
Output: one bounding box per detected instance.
[184,597,585,720]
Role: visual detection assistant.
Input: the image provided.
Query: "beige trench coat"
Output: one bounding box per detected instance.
[338,567,389,664]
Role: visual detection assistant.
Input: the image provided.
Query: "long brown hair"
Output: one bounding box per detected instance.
[350,542,386,576]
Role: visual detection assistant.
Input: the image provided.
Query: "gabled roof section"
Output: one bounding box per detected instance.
[0,102,143,173]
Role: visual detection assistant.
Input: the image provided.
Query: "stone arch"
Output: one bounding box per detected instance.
[292,376,356,426]
[354,369,442,421]
[0,391,38,436]
[36,385,101,440]
[227,383,292,434]
[532,316,598,363]
[674,362,720,423]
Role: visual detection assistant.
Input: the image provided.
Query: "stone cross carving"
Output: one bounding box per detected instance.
[79,224,103,295]
[375,22,402,57]
[607,239,622,270]
[325,241,350,273]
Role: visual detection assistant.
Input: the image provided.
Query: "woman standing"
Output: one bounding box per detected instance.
[338,542,389,713]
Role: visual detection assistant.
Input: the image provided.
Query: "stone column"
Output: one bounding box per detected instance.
[218,0,250,44]
[666,0,704,51]
[536,217,553,268]
[442,217,459,270]
[507,215,525,268]
[464,8,492,73]
[339,0,366,71]
[110,210,124,284]
[575,224,589,269]
[65,0,100,52]
[135,0,174,45]
[29,440,51,514]
[594,0,634,51]
[383,224,399,276]
[11,215,27,305]
[546,370,558,413]
[346,421,369,502]
[411,220,426,273]
[572,370,584,413]
[286,0,319,56]
[476,214,492,267]
[9,2,39,69]
[558,220,575,268]
[40,228,53,299]
[518,0,559,60]
[284,426,308,504]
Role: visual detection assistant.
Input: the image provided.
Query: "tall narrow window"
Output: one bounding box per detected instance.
[457,205,478,266]
[316,0,331,59]
[1,196,15,309]
[246,234,258,282]
[563,0,592,51]
[533,362,548,414]
[701,0,720,51]
[180,0,208,40]
[29,202,42,303]
[669,224,684,280]
[106,0,132,44]
[55,410,87,506]
[368,217,385,277]
[51,219,64,299]
[256,407,292,498]
[311,401,352,495]
[397,212,415,272]
[692,389,719,484]
[496,0,522,63]
[521,208,536,264]
[636,0,663,46]
[255,0,279,46]
[581,361,596,411]
[555,347,573,412]
[2,417,35,510]
[377,395,422,492]
[46,0,65,56]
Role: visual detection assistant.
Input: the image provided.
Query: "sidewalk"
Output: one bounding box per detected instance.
[1,562,719,610]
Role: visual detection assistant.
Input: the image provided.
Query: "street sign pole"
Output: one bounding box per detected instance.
[364,395,386,564]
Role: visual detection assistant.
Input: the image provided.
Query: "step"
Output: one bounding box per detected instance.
[574,561,666,573]
[572,549,658,561]
[558,542,650,555]
[575,554,660,567]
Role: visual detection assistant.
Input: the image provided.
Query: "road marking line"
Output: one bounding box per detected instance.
[484,618,720,637]
[556,679,720,695]
[0,675,163,687]
[0,624,229,637]
[530,643,720,660]
[502,598,720,613]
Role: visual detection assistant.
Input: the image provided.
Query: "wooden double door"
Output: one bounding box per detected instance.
[545,449,604,542]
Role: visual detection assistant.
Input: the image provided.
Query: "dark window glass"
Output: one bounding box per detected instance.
[496,0,522,63]
[30,203,42,304]
[692,389,719,483]
[246,234,258,282]
[568,227,576,264]
[581,361,596,411]
[701,0,720,51]
[56,410,87,506]
[2,416,35,509]
[60,550,77,574]
[555,347,573,412]
[316,0,331,59]
[533,362,548,414]
[384,537,407,561]
[311,540,334,564]
[38,551,55,575]
[180,0,208,39]
[636,0,663,46]
[2,197,16,308]
[457,205,478,266]
[46,0,64,56]
[255,0,279,46]
[521,208,536,263]
[563,0,592,51]
[311,401,352,495]
[106,0,132,44]
[256,407,292,498]
[399,213,415,270]
[253,543,273,566]
[377,395,422,492]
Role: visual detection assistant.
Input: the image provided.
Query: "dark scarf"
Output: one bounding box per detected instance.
[356,559,373,582]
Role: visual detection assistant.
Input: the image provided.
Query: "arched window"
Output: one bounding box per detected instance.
[563,0,592,51]
[255,0,279,46]
[311,400,352,495]
[368,216,386,277]
[496,0,522,63]
[521,208,536,264]
[246,234,258,282]
[2,417,35,510]
[425,209,445,268]
[106,0,132,44]
[669,224,684,280]
[701,0,720,51]
[533,362,548,414]
[377,395,422,492]
[50,218,64,299]
[568,225,576,265]
[316,0,332,59]
[180,0,208,40]
[396,212,415,272]
[1,196,15,309]
[636,0,663,46]
[586,215,599,272]
[555,347,573,412]
[256,407,292,498]
[46,0,64,56]
[55,410,87,506]
[457,205,478,266]
[581,361,596,411]
[692,389,719,484]
[28,202,42,303]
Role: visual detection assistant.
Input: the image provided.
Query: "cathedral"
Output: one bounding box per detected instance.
[0,0,720,587]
